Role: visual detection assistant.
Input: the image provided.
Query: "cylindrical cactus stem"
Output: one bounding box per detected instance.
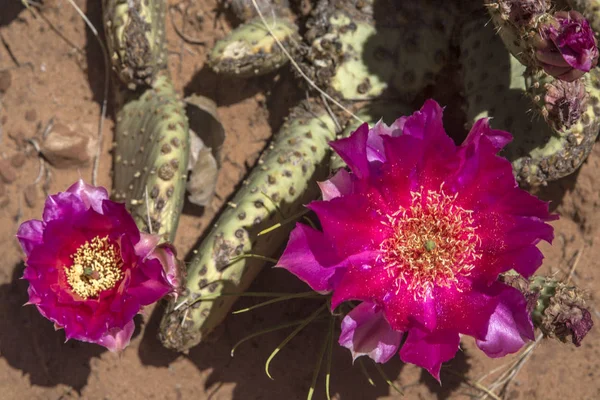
[112,74,190,243]
[304,0,458,102]
[102,0,168,89]
[207,15,301,78]
[501,273,593,346]
[486,1,599,81]
[159,100,338,351]
[525,70,589,131]
[460,18,600,186]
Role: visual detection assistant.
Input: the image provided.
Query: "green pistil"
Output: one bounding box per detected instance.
[424,240,436,252]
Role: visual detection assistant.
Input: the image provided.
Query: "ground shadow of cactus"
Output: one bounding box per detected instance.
[419,349,471,400]
[84,0,114,114]
[0,1,25,28]
[140,267,404,399]
[0,261,105,392]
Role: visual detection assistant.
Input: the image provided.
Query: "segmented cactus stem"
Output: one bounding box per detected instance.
[159,100,337,351]
[102,0,168,89]
[112,75,190,242]
[460,18,600,185]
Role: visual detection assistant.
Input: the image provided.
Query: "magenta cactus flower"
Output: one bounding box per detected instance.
[277,100,557,380]
[537,11,599,82]
[16,180,179,352]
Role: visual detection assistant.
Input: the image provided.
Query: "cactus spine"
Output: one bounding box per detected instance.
[159,101,337,351]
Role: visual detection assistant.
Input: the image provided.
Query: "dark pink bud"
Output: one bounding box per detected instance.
[538,11,599,80]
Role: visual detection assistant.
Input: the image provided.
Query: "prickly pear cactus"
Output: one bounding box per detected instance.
[304,0,458,101]
[208,17,300,77]
[159,100,337,351]
[485,0,552,69]
[502,273,594,346]
[460,18,600,185]
[102,0,167,89]
[112,74,190,242]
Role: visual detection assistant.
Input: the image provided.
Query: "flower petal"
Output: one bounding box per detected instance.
[66,179,109,214]
[339,302,402,364]
[399,326,460,381]
[96,320,136,352]
[276,223,343,293]
[318,169,353,201]
[16,220,44,257]
[476,284,534,357]
[42,192,87,223]
[329,123,371,179]
[134,232,162,260]
[309,195,389,259]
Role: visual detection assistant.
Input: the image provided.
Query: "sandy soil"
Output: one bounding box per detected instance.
[0,1,599,399]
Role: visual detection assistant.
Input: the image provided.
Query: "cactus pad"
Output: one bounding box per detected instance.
[112,75,190,242]
[305,0,457,101]
[208,16,300,77]
[102,0,167,89]
[159,100,337,351]
[460,18,600,186]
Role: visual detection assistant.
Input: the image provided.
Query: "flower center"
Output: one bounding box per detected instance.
[64,236,124,299]
[379,186,481,299]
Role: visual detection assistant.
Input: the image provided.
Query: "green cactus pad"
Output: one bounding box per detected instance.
[159,100,337,351]
[102,0,167,89]
[112,75,190,242]
[460,19,600,185]
[305,0,457,101]
[208,16,300,77]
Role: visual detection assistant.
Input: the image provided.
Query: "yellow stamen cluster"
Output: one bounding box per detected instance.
[64,236,124,299]
[379,186,481,300]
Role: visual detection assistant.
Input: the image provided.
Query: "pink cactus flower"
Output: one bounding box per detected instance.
[16,180,179,352]
[537,11,599,82]
[277,100,557,380]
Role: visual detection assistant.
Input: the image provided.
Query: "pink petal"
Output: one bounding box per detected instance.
[318,169,353,201]
[339,302,402,363]
[16,220,44,257]
[96,320,136,352]
[399,327,460,381]
[276,223,344,293]
[42,192,87,223]
[331,264,393,310]
[134,232,161,260]
[127,258,172,305]
[435,280,499,339]
[329,123,371,179]
[308,195,389,259]
[384,287,437,332]
[66,179,109,214]
[476,284,534,357]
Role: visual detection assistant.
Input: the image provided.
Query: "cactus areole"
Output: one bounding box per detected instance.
[277,100,557,379]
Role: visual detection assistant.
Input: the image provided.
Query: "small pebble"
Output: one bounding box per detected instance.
[10,153,26,168]
[0,159,17,183]
[25,109,37,122]
[23,184,38,208]
[0,70,11,94]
